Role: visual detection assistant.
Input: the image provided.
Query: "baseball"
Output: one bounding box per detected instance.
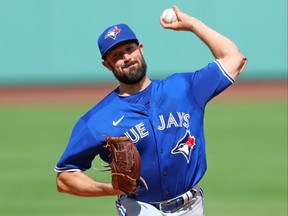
[162,8,177,23]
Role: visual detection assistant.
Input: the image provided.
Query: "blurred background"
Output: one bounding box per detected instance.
[0,0,287,216]
[0,0,287,85]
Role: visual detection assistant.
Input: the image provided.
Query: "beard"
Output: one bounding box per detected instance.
[110,53,147,85]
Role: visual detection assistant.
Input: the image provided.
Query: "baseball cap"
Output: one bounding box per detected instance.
[98,24,139,59]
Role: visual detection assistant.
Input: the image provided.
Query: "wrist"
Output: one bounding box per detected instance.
[106,183,124,196]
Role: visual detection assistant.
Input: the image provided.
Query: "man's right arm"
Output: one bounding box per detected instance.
[56,171,123,197]
[160,5,247,79]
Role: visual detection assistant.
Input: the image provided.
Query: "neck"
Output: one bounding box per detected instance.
[118,76,151,96]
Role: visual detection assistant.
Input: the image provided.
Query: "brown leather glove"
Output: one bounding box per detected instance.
[105,136,144,194]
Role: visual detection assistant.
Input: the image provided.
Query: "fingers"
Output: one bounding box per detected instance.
[159,17,178,30]
[172,5,180,19]
[159,5,181,29]
[159,17,169,28]
[160,6,193,32]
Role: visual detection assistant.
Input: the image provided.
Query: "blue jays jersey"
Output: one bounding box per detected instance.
[55,60,234,202]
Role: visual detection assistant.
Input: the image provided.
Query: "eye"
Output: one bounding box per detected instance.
[126,45,136,53]
[112,52,121,61]
[126,46,132,52]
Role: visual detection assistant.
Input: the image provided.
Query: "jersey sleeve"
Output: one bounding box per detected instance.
[54,118,102,172]
[189,60,234,109]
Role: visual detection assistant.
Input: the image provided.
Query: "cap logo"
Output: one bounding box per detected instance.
[104,26,121,40]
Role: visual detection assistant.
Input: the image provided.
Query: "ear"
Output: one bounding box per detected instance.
[138,43,144,54]
[102,61,112,71]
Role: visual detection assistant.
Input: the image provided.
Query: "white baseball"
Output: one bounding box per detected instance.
[162,8,177,23]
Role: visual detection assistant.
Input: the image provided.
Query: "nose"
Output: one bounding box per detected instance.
[123,52,131,62]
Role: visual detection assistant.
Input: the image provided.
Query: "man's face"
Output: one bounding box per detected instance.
[103,41,147,85]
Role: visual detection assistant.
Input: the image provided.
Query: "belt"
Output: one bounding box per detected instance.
[150,188,197,213]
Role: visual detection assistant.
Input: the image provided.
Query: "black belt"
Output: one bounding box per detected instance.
[150,189,197,213]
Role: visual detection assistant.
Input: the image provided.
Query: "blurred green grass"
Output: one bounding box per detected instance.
[0,101,286,216]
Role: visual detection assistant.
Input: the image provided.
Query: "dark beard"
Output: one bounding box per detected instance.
[111,56,147,85]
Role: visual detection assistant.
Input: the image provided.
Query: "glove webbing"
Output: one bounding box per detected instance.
[112,172,149,190]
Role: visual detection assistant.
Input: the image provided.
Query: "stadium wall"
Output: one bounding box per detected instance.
[0,0,287,86]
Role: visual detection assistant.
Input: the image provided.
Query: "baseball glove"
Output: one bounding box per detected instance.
[105,136,148,194]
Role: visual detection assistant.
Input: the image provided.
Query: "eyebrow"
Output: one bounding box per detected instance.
[108,40,138,54]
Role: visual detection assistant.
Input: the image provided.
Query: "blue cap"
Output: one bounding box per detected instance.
[98,24,139,59]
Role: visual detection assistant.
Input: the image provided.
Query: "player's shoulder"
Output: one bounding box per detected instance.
[163,60,233,83]
[160,71,194,85]
[153,60,230,88]
[81,87,119,122]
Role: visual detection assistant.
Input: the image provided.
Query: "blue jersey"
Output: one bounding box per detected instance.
[55,60,234,202]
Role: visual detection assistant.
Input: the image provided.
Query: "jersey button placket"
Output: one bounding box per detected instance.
[163,170,169,198]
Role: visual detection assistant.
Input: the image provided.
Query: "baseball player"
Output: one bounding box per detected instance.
[54,5,247,216]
